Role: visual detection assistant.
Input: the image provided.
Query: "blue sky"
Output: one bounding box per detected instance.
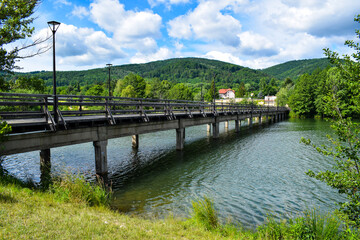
[14,0,360,72]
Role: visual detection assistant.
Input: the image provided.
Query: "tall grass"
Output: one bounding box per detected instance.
[190,196,219,230]
[257,209,344,240]
[50,173,112,207]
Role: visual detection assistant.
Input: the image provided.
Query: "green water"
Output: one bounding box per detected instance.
[2,119,344,228]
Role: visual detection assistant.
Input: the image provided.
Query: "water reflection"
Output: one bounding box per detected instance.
[1,120,345,228]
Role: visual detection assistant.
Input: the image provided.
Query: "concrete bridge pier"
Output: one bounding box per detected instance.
[212,122,220,138]
[132,135,139,149]
[40,149,51,186]
[93,140,108,175]
[235,120,240,132]
[176,128,185,150]
[224,121,229,130]
[266,115,269,123]
[207,124,211,133]
[249,117,253,127]
[259,115,262,124]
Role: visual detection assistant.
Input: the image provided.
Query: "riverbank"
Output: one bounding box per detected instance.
[1,173,359,239]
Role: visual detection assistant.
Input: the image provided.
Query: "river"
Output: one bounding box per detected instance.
[1,119,344,228]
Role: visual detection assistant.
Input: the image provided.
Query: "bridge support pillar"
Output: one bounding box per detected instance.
[207,124,211,133]
[40,149,51,184]
[249,117,253,127]
[93,140,108,175]
[235,120,240,132]
[266,115,269,123]
[212,122,219,138]
[225,121,229,130]
[176,128,185,150]
[132,135,139,149]
[259,115,262,124]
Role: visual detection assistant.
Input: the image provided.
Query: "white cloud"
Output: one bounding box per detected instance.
[130,48,173,63]
[71,6,90,19]
[148,0,190,8]
[167,0,245,46]
[90,0,162,53]
[250,0,360,37]
[55,0,72,6]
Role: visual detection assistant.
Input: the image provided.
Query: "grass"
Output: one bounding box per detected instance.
[1,171,359,239]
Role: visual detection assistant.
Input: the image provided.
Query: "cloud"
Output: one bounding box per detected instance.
[33,24,126,67]
[71,6,90,19]
[251,0,360,37]
[238,32,279,57]
[148,0,190,8]
[167,0,245,46]
[90,0,162,53]
[130,48,173,63]
[55,0,72,6]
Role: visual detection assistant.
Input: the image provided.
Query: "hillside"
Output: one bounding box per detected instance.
[261,58,332,80]
[6,58,272,88]
[4,57,334,89]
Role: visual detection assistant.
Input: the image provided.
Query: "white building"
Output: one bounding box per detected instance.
[264,96,277,106]
[219,89,235,99]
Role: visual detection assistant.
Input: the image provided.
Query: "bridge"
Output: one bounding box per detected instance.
[0,92,289,177]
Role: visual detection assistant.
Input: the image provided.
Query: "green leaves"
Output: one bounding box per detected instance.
[0,0,39,71]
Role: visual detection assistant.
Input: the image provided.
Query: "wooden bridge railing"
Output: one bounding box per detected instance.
[0,92,288,128]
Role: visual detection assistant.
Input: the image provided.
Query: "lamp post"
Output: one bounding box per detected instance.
[106,63,112,97]
[212,74,217,112]
[48,21,61,124]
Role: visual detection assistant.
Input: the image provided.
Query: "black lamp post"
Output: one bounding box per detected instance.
[106,63,112,96]
[48,21,61,124]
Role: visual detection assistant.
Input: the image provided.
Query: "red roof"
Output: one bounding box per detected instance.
[219,89,235,94]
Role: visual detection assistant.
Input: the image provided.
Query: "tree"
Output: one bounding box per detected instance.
[236,82,246,97]
[86,84,105,96]
[121,85,136,98]
[113,73,146,98]
[168,83,193,100]
[0,0,40,72]
[288,73,317,117]
[303,14,360,228]
[11,76,46,93]
[204,80,218,102]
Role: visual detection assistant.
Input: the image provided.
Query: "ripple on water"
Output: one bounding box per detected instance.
[1,120,345,228]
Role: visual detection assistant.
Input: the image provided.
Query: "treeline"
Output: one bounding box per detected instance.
[0,72,283,102]
[277,66,359,118]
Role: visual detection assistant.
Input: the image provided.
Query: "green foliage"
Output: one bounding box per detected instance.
[262,58,332,80]
[50,173,112,207]
[85,84,105,96]
[303,118,360,227]
[168,83,193,100]
[0,120,11,144]
[11,75,46,93]
[0,0,38,72]
[288,73,318,117]
[190,197,219,230]
[258,209,343,240]
[303,14,360,228]
[204,80,219,102]
[114,73,146,98]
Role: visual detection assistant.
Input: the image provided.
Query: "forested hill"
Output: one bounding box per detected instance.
[6,57,333,88]
[261,58,332,80]
[9,58,272,88]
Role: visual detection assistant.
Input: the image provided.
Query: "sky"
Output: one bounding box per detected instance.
[13,0,360,72]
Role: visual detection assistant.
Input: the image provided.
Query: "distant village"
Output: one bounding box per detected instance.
[218,88,277,106]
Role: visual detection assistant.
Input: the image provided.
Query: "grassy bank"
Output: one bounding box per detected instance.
[0,173,359,239]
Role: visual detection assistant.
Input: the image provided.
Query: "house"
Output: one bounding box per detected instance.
[219,89,235,99]
[264,96,277,106]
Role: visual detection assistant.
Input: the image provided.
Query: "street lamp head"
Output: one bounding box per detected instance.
[47,21,61,33]
[106,63,112,68]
